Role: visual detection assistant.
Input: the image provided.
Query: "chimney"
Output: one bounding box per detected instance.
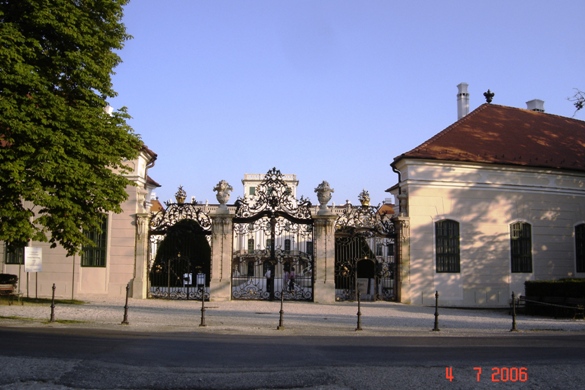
[526,99,545,112]
[457,82,469,120]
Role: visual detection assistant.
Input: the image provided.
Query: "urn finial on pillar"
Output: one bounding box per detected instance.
[315,181,334,215]
[213,180,233,213]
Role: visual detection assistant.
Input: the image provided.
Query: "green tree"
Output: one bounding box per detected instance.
[0,0,142,255]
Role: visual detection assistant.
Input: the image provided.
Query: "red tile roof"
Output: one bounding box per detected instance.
[393,103,585,173]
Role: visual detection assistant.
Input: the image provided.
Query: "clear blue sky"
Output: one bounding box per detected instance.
[110,1,585,206]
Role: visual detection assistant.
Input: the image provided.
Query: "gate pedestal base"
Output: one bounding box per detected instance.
[314,280,336,304]
[210,279,231,301]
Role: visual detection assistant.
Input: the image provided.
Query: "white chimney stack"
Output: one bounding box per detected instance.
[457,82,469,120]
[526,99,545,113]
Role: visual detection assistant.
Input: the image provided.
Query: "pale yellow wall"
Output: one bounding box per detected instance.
[394,159,585,307]
[1,150,153,300]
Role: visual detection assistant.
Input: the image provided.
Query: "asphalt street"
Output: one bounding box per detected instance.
[1,298,585,389]
[1,327,585,389]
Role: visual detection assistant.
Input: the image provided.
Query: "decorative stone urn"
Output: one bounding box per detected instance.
[175,185,187,204]
[213,180,233,213]
[314,181,334,214]
[358,189,370,207]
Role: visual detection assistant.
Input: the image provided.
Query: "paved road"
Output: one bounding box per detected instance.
[1,327,584,389]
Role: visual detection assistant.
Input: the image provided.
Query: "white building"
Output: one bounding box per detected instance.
[388,87,585,307]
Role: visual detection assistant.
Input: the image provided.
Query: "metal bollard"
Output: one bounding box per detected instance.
[199,287,206,327]
[121,282,130,325]
[432,291,440,331]
[355,291,362,331]
[277,290,285,330]
[49,283,56,323]
[510,292,518,332]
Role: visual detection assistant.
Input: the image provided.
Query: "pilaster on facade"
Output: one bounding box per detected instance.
[312,213,338,303]
[210,212,234,301]
[394,215,411,304]
[132,212,151,299]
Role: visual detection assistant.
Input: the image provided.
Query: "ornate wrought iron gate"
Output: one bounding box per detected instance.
[148,189,212,300]
[335,193,397,302]
[231,168,314,301]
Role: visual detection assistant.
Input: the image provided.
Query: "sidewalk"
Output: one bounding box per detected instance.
[2,297,584,336]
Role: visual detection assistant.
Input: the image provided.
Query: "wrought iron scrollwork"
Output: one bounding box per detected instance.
[335,203,396,238]
[334,200,397,302]
[234,167,312,222]
[150,202,212,234]
[232,168,314,301]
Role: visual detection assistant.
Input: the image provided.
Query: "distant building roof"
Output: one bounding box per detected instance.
[393,103,585,173]
[146,175,161,188]
[150,199,165,213]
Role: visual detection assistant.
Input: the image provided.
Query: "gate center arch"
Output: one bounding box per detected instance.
[231,168,314,301]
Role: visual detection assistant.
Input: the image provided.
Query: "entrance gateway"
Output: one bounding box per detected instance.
[146,168,400,302]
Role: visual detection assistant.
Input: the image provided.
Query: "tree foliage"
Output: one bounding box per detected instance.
[0,0,142,255]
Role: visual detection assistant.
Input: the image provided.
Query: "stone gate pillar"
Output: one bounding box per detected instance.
[312,213,338,303]
[132,212,150,299]
[394,215,411,304]
[209,180,235,301]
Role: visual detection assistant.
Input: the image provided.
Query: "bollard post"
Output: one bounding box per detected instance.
[432,291,440,331]
[121,282,130,325]
[355,289,362,331]
[199,287,206,327]
[510,292,518,332]
[277,290,285,330]
[49,283,56,323]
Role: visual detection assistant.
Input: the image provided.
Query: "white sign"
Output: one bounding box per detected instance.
[25,247,42,272]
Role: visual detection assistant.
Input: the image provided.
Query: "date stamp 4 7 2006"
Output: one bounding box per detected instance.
[445,367,528,383]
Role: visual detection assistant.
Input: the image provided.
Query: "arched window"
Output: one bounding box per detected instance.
[435,219,460,273]
[575,224,585,273]
[510,222,532,273]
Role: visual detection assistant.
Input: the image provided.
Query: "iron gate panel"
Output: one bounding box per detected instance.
[232,168,314,301]
[148,189,212,300]
[232,216,313,300]
[335,192,397,302]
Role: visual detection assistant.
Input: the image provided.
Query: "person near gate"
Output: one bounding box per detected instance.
[282,263,290,291]
[288,267,295,291]
[265,268,272,293]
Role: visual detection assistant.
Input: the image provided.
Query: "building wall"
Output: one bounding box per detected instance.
[393,159,585,307]
[1,150,154,300]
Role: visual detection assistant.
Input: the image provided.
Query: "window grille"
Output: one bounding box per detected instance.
[5,244,25,265]
[81,216,108,267]
[576,224,585,273]
[435,219,460,273]
[510,222,532,273]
